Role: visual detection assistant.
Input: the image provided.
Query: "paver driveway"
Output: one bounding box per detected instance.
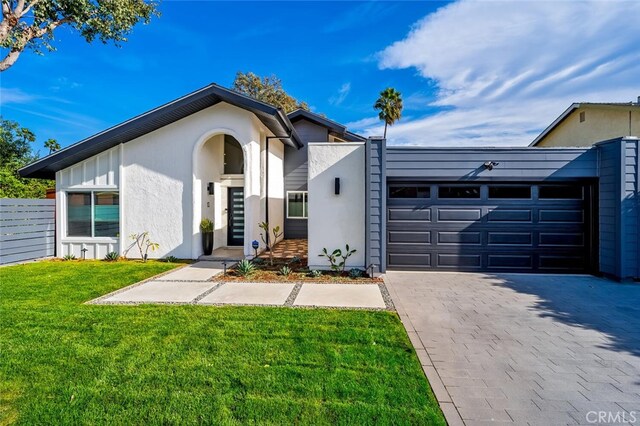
[385,272,640,426]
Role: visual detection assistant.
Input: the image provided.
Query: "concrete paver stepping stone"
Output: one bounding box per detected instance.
[198,283,295,305]
[158,261,223,281]
[104,280,216,303]
[293,284,385,308]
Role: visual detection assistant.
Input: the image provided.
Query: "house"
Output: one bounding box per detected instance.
[20,84,640,280]
[530,99,640,147]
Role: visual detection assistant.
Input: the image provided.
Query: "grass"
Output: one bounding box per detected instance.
[0,260,445,425]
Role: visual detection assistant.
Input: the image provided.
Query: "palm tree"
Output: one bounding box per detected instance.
[374,87,403,138]
[44,139,61,154]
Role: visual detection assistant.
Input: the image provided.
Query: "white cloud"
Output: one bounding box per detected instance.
[0,87,35,105]
[329,82,352,106]
[363,0,640,146]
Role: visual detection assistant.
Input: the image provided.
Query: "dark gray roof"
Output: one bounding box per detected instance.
[20,83,302,179]
[287,109,365,142]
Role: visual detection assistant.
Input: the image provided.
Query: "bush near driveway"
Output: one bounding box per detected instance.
[0,261,445,425]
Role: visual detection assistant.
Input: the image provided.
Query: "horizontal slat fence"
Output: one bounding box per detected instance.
[1,198,55,265]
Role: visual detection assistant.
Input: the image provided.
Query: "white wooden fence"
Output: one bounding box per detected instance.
[0,198,55,265]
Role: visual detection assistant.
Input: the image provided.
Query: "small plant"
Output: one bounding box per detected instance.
[258,222,283,266]
[289,256,301,264]
[104,251,119,262]
[164,256,179,263]
[308,269,322,278]
[319,244,357,273]
[122,232,160,262]
[199,218,214,232]
[279,265,292,276]
[252,257,265,266]
[349,268,364,279]
[236,259,256,277]
[63,254,76,261]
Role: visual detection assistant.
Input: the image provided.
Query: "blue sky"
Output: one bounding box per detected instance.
[1,0,639,154]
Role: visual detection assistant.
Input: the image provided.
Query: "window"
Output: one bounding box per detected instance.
[389,185,430,199]
[488,186,531,199]
[539,185,583,199]
[67,191,119,237]
[579,111,586,122]
[438,186,481,199]
[223,135,244,174]
[287,191,308,219]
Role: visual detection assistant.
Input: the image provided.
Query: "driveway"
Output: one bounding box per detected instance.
[385,272,640,426]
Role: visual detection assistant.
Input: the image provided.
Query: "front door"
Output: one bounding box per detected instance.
[227,187,244,246]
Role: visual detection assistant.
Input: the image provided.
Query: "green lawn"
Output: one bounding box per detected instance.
[0,261,445,425]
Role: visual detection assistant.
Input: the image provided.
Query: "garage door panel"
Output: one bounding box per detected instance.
[437,208,482,222]
[539,209,584,223]
[437,231,481,245]
[388,208,431,221]
[388,231,431,243]
[539,233,584,247]
[488,255,533,268]
[487,232,533,246]
[387,181,592,273]
[487,209,532,222]
[437,254,481,268]
[389,253,432,267]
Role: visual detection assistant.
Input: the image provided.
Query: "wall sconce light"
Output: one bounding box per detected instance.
[334,177,341,195]
[483,161,499,171]
[207,182,215,195]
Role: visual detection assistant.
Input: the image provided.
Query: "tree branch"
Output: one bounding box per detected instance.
[0,47,22,71]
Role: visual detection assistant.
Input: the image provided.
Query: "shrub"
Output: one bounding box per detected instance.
[200,218,214,232]
[319,244,357,273]
[349,268,364,279]
[252,257,265,266]
[104,252,119,262]
[308,269,322,278]
[290,256,301,264]
[279,265,292,276]
[236,259,256,277]
[122,232,159,262]
[258,222,283,266]
[164,256,179,263]
[62,254,76,261]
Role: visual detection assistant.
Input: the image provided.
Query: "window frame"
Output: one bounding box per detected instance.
[388,184,431,199]
[66,190,120,238]
[488,185,532,200]
[438,185,481,199]
[286,191,308,220]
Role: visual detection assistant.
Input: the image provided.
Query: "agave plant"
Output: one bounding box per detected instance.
[104,251,119,262]
[279,265,292,276]
[349,268,364,279]
[63,254,76,261]
[164,255,179,263]
[236,259,256,277]
[308,269,322,278]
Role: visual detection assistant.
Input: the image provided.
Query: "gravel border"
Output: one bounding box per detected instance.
[284,283,303,306]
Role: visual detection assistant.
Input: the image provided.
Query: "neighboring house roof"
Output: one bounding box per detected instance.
[19,83,303,179]
[287,109,366,142]
[530,102,640,147]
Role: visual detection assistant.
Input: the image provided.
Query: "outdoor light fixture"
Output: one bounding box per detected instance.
[483,161,499,171]
[207,182,215,195]
[252,240,259,258]
[334,177,341,195]
[81,247,88,260]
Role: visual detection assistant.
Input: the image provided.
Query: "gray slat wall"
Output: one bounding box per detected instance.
[365,138,386,273]
[1,198,55,264]
[283,120,328,239]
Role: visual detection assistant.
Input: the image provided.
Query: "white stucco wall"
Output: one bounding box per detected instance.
[307,142,366,270]
[123,102,267,259]
[264,136,285,248]
[56,145,121,259]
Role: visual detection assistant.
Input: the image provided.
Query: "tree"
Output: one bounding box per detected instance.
[0,0,158,71]
[374,87,403,138]
[44,138,60,154]
[0,118,54,198]
[232,72,309,113]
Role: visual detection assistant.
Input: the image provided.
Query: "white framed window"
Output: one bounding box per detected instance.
[67,191,119,237]
[286,191,308,219]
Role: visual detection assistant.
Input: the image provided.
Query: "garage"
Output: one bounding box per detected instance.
[386,182,596,272]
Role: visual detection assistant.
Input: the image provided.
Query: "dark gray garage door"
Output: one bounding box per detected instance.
[387,182,595,272]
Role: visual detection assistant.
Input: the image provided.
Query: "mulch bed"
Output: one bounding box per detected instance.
[214,258,383,283]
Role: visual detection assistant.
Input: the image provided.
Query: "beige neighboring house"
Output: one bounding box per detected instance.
[530,98,640,147]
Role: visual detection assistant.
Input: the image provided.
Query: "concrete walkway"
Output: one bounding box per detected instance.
[92,261,388,309]
[385,271,640,426]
